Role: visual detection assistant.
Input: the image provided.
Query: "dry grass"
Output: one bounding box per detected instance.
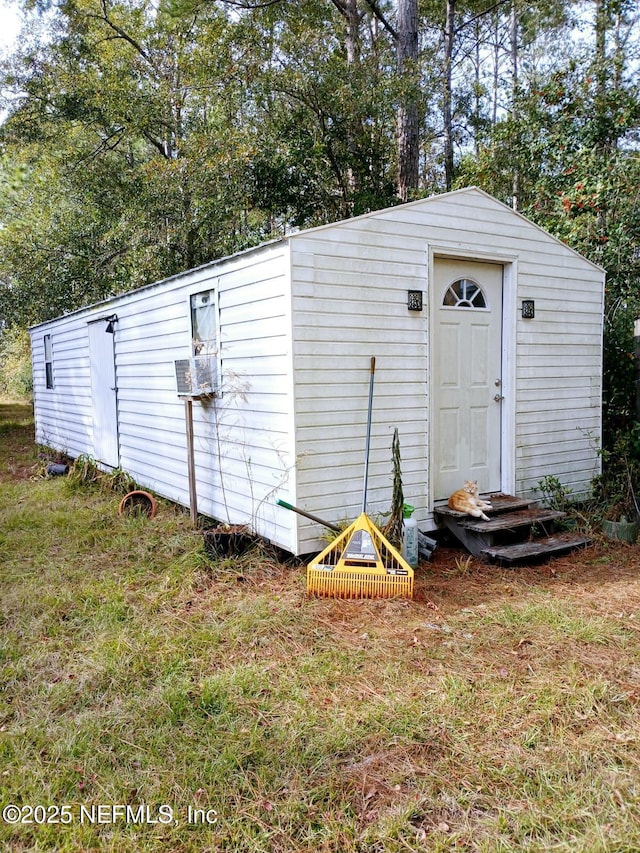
[2,400,640,851]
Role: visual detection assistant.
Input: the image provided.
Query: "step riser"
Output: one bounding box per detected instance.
[438,515,494,557]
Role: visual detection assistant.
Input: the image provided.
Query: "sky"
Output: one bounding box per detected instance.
[0,1,21,55]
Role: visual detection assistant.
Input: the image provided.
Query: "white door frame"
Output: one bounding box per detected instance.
[428,245,517,508]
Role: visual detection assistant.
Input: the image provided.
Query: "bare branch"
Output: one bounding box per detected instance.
[86,0,150,63]
[454,0,510,36]
[219,0,285,8]
[142,129,171,159]
[362,0,398,41]
[329,0,348,17]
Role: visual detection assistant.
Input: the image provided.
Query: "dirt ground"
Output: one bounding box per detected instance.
[415,537,640,622]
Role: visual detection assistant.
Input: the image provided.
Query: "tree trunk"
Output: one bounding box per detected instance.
[443,0,455,191]
[593,0,612,232]
[613,6,624,93]
[345,0,360,65]
[510,0,519,210]
[594,0,608,102]
[396,0,419,201]
[492,8,499,127]
[473,18,481,154]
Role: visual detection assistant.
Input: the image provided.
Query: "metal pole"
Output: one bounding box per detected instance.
[184,398,198,524]
[362,356,376,513]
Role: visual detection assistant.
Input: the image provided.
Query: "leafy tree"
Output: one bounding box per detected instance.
[246,0,399,221]
[0,0,273,324]
[457,2,640,447]
[0,325,32,397]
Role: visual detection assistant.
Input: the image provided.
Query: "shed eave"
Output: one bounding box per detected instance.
[29,235,291,332]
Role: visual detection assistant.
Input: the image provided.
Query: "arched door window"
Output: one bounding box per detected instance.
[443,278,487,309]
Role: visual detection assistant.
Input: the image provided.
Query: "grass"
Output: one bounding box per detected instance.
[2,399,640,850]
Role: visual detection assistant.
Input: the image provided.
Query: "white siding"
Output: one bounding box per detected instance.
[31,320,95,457]
[31,244,298,553]
[289,188,603,552]
[289,233,429,553]
[204,246,296,550]
[113,270,204,503]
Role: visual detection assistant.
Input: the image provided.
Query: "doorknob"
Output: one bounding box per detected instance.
[494,394,504,402]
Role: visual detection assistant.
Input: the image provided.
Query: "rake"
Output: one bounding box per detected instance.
[306,357,414,600]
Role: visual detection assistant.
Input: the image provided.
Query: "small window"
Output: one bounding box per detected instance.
[443,278,487,309]
[191,290,217,356]
[44,335,54,389]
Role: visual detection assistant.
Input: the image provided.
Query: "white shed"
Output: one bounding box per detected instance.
[30,187,604,556]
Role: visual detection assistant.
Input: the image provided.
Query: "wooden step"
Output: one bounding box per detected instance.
[484,494,534,514]
[459,507,566,534]
[482,533,592,565]
[434,493,531,520]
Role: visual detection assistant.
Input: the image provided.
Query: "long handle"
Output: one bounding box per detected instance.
[276,499,340,532]
[362,356,376,513]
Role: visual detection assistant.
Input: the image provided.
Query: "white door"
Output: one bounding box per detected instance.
[432,258,503,501]
[88,320,119,467]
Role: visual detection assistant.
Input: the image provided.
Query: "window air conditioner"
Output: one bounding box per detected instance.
[174,357,217,398]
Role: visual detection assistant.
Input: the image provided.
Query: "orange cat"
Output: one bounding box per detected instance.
[448,480,493,521]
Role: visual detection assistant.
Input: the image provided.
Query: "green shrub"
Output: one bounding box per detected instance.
[0,326,32,398]
[66,454,138,495]
[592,424,640,521]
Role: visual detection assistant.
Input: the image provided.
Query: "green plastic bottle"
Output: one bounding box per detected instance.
[402,504,418,568]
